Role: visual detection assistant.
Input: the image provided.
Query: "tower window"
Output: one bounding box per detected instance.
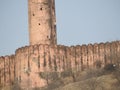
[54,25,56,29]
[47,35,50,39]
[40,8,42,10]
[33,13,35,16]
[52,6,54,10]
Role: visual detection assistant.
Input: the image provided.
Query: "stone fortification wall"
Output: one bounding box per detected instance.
[0,55,15,86]
[0,41,120,88]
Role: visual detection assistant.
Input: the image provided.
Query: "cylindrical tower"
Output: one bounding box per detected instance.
[28,0,57,45]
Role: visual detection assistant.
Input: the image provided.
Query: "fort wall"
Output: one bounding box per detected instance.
[0,41,120,88]
[0,55,15,86]
[1,0,120,89]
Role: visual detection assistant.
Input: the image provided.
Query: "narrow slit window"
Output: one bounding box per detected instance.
[40,8,42,10]
[33,13,35,16]
[38,23,41,25]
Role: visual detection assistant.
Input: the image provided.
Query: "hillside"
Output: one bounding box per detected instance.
[55,74,118,90]
[42,65,120,90]
[1,64,120,90]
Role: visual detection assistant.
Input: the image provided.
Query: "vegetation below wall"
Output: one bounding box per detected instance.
[0,41,120,89]
[42,64,120,90]
[1,63,120,90]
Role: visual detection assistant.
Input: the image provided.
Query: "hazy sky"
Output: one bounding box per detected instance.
[0,0,120,56]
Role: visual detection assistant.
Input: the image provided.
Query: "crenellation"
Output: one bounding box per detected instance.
[81,45,88,70]
[87,44,93,68]
[1,0,120,89]
[65,46,71,71]
[104,42,111,64]
[0,57,5,86]
[117,41,120,66]
[75,46,80,71]
[70,46,76,70]
[1,41,120,88]
[44,45,50,71]
[49,45,55,71]
[4,56,8,85]
[99,43,105,67]
[9,55,15,85]
[93,43,99,68]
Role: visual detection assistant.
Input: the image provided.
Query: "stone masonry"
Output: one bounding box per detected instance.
[28,0,57,45]
[0,0,120,89]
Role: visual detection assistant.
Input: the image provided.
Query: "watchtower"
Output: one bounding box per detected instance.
[28,0,57,45]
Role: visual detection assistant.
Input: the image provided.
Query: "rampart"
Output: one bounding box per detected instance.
[0,41,120,88]
[0,55,15,86]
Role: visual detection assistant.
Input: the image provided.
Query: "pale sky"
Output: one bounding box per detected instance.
[0,0,120,56]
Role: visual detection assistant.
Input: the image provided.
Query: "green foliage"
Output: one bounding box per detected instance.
[32,57,39,65]
[32,87,40,90]
[61,69,72,78]
[45,80,64,90]
[95,60,102,69]
[39,72,47,79]
[10,79,21,90]
[104,64,116,72]
[61,68,78,82]
[39,72,59,81]
[113,67,120,84]
[23,67,31,76]
[0,84,3,90]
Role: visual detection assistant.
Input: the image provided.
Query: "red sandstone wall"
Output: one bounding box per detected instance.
[0,55,15,86]
[0,41,120,88]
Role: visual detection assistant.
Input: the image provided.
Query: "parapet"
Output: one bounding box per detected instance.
[0,40,120,88]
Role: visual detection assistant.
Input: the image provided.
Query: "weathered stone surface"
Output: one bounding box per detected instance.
[1,0,120,89]
[28,0,57,45]
[1,41,120,88]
